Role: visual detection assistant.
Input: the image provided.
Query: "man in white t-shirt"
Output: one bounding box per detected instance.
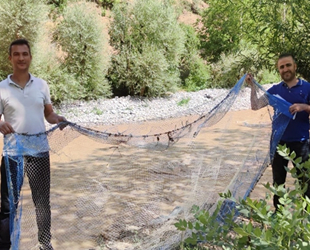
[0,39,66,250]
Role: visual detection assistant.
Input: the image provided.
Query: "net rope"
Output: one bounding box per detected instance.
[2,74,292,249]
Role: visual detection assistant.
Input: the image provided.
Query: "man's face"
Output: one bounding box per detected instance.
[277,56,297,83]
[9,44,32,72]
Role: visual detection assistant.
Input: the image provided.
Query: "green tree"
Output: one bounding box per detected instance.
[240,0,310,81]
[209,41,279,88]
[0,0,49,78]
[53,1,111,100]
[198,0,310,82]
[108,0,186,97]
[198,0,242,63]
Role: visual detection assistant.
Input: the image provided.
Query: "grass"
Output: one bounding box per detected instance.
[92,107,104,115]
[177,97,191,106]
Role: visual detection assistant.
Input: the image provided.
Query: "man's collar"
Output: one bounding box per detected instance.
[281,78,302,87]
[8,73,33,88]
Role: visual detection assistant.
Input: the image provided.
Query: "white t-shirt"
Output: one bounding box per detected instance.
[0,74,52,155]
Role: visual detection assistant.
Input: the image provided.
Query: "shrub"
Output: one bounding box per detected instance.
[0,0,49,79]
[53,1,111,100]
[209,42,278,88]
[179,23,211,92]
[0,0,81,103]
[108,0,186,97]
[183,56,211,91]
[31,23,80,103]
[47,0,68,11]
[89,0,120,9]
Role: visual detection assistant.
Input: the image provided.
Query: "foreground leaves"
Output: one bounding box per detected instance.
[175,145,310,249]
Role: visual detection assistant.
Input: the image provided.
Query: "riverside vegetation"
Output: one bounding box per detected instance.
[4,0,309,104]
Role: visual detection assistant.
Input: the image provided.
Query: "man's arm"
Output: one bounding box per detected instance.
[44,104,67,130]
[246,74,268,110]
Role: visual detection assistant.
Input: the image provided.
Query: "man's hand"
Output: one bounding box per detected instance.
[57,116,68,131]
[289,103,310,115]
[245,73,255,86]
[44,104,68,130]
[0,121,14,135]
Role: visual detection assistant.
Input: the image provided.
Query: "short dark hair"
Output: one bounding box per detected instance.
[9,39,31,56]
[278,52,296,63]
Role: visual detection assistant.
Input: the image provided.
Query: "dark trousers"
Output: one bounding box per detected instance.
[272,140,310,210]
[0,154,51,248]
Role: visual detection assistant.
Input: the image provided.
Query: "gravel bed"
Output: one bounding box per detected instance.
[53,85,271,126]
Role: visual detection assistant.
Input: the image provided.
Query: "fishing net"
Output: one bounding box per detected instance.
[1,74,292,249]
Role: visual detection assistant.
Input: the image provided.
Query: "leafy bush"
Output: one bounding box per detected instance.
[0,0,49,79]
[47,0,68,11]
[88,0,120,9]
[175,144,310,249]
[0,0,81,103]
[179,23,211,91]
[32,51,80,103]
[260,69,280,85]
[183,57,211,91]
[209,42,278,88]
[177,0,204,15]
[53,1,111,100]
[108,0,186,97]
[31,24,80,103]
[198,0,241,63]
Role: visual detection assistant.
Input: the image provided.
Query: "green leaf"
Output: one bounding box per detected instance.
[253,227,262,237]
[198,214,208,225]
[234,227,249,237]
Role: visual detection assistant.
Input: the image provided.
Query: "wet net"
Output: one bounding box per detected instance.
[2,74,292,249]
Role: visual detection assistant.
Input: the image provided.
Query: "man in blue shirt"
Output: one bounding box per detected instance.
[247,53,310,210]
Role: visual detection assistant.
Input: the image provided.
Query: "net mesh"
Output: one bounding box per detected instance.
[1,75,292,250]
